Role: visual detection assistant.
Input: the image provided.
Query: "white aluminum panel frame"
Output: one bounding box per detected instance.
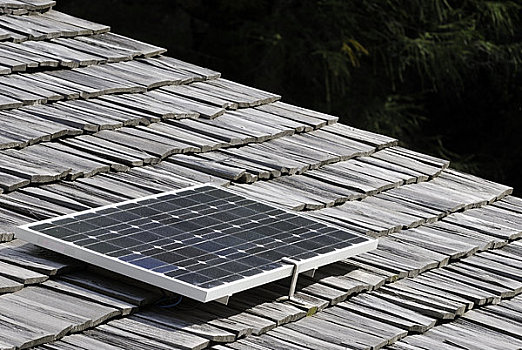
[14,184,377,303]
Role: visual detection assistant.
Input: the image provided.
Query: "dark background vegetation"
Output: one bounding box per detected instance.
[56,0,522,193]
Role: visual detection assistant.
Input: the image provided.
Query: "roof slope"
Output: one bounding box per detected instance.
[0,1,521,349]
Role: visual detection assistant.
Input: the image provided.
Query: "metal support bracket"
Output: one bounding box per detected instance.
[282,257,300,301]
[215,295,230,305]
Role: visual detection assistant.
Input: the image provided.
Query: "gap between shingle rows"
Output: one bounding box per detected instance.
[21,186,519,349]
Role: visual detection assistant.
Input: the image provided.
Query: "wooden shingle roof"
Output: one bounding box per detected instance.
[0,2,521,349]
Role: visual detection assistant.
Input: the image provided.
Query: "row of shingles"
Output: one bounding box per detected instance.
[0,31,165,75]
[214,197,522,350]
[0,66,278,149]
[387,273,522,350]
[157,110,373,187]
[0,9,105,43]
[172,119,396,183]
[0,63,337,153]
[0,0,54,15]
[0,56,201,139]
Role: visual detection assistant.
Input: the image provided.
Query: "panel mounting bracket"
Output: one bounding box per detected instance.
[282,257,301,301]
[215,295,230,305]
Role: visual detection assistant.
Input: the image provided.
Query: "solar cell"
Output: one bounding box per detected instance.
[15,184,377,302]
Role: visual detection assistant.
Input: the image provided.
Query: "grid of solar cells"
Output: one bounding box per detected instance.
[27,186,368,289]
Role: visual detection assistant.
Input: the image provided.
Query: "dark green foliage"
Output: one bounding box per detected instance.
[56,0,522,192]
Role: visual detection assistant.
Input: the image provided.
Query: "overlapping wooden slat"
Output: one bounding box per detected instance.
[0,10,107,41]
[45,279,136,314]
[137,308,236,343]
[0,285,121,349]
[284,310,391,349]
[17,40,108,68]
[71,32,166,58]
[226,292,307,327]
[0,240,79,276]
[391,227,479,260]
[143,55,221,81]
[256,101,336,129]
[34,334,132,350]
[55,272,160,312]
[0,10,107,43]
[103,316,212,350]
[42,10,109,35]
[0,0,55,14]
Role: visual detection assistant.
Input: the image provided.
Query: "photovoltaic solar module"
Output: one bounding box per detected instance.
[15,184,377,302]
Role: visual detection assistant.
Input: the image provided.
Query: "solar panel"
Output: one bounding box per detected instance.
[15,184,377,303]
